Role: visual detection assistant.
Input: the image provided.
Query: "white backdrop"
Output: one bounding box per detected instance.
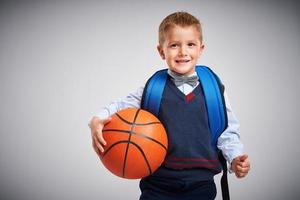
[0,0,300,199]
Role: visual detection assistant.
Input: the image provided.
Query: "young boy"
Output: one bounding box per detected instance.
[89,12,250,200]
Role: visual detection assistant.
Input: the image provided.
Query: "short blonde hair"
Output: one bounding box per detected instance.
[158,11,203,45]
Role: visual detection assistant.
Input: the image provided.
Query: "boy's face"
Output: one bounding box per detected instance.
[157,25,204,76]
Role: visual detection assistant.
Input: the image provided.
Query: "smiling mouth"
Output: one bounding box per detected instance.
[175,60,190,63]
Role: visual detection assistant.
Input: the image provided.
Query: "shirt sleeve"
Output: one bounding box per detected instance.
[217,91,244,167]
[94,86,144,120]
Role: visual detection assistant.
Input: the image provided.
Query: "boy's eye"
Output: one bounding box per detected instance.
[169,44,178,48]
[188,43,196,47]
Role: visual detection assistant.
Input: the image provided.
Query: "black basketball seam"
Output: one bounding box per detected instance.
[122,109,140,177]
[101,140,152,176]
[102,140,127,157]
[102,129,167,151]
[116,112,161,126]
[129,141,152,175]
[135,122,161,126]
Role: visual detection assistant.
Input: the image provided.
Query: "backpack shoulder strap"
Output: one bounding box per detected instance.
[196,65,230,200]
[141,69,168,116]
[196,65,227,146]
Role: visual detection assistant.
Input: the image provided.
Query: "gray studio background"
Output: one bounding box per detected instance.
[1,0,299,199]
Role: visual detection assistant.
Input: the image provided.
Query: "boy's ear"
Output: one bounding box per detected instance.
[200,43,205,50]
[198,43,205,57]
[157,45,165,59]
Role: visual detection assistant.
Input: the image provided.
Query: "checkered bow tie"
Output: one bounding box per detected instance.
[172,75,199,87]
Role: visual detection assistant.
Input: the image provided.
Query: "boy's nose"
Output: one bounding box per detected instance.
[179,46,187,56]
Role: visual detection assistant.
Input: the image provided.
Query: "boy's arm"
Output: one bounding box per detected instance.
[217,91,244,168]
[89,86,144,155]
[217,91,251,178]
[93,86,144,120]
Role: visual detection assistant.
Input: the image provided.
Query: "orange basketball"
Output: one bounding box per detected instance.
[100,108,168,179]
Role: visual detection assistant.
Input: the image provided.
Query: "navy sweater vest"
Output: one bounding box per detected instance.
[151,77,222,180]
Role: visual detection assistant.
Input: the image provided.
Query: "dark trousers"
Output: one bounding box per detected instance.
[139,176,217,200]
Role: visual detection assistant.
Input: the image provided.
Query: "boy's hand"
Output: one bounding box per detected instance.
[89,117,111,157]
[231,154,251,178]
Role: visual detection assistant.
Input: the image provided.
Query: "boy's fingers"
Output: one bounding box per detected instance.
[237,165,250,173]
[238,158,250,168]
[92,118,110,146]
[233,154,248,165]
[92,140,101,156]
[242,160,250,168]
[239,154,248,162]
[235,170,249,178]
[95,130,107,146]
[93,135,105,153]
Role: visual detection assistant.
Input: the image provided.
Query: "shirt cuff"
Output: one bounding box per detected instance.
[95,108,110,120]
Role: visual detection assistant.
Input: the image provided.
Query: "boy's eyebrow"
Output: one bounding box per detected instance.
[168,41,178,43]
[167,39,198,44]
[166,40,180,44]
[186,39,199,43]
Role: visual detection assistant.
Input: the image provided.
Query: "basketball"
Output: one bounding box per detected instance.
[100,108,168,179]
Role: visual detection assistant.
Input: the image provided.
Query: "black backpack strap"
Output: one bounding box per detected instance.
[219,153,230,200]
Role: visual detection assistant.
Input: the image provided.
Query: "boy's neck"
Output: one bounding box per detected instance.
[168,69,197,78]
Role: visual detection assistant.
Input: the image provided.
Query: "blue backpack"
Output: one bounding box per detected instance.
[141,65,230,200]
